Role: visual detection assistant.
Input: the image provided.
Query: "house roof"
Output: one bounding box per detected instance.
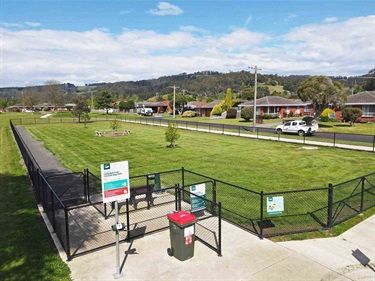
[346,91,375,105]
[201,100,222,108]
[136,102,168,107]
[238,96,310,107]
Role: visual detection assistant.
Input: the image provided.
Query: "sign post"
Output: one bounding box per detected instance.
[101,161,130,279]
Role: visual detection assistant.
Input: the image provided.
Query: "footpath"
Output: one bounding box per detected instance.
[14,125,375,280]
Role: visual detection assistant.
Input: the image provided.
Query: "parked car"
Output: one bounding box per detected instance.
[275,120,319,136]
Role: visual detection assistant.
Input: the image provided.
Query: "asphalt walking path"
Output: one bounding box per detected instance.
[14,125,375,280]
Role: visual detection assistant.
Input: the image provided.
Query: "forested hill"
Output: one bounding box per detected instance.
[1,70,374,102]
[93,71,310,100]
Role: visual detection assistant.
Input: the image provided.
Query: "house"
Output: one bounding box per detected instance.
[136,101,169,113]
[338,91,375,121]
[238,96,315,117]
[198,100,222,117]
[6,105,27,112]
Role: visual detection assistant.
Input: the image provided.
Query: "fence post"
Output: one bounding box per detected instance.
[218,202,222,257]
[212,180,217,216]
[333,133,336,147]
[174,185,178,211]
[51,189,56,232]
[83,168,88,203]
[65,207,71,261]
[259,191,264,239]
[126,199,130,241]
[181,167,185,189]
[360,177,365,212]
[327,183,333,229]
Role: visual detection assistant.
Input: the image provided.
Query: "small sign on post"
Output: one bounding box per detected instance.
[101,161,130,203]
[266,196,284,215]
[190,184,206,212]
[101,161,130,279]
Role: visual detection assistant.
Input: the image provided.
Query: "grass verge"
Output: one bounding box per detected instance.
[0,113,71,281]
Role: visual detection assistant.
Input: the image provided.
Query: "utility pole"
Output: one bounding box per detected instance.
[249,65,262,132]
[168,85,179,119]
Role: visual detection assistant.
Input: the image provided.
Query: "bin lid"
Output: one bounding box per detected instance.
[167,211,196,225]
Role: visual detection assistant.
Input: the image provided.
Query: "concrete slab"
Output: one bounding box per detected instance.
[68,219,348,281]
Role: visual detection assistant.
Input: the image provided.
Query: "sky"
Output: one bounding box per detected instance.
[0,0,374,87]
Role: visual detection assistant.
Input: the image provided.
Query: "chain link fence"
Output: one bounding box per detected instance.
[9,119,375,260]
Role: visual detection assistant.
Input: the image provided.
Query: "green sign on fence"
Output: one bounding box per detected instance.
[190,184,206,212]
[266,196,284,215]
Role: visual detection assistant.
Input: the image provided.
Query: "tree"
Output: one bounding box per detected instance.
[43,80,65,108]
[297,76,346,118]
[72,96,90,123]
[341,108,363,127]
[210,104,223,116]
[165,122,180,148]
[119,100,135,112]
[109,119,122,132]
[222,88,232,111]
[96,90,113,114]
[241,106,254,122]
[362,69,375,91]
[0,97,7,109]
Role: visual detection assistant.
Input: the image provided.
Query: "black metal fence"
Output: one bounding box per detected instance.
[10,116,375,152]
[10,119,375,260]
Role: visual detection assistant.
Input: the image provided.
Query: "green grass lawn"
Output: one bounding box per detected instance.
[0,113,71,281]
[0,113,70,281]
[23,120,375,191]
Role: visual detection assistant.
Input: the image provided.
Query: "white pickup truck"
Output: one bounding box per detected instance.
[137,107,153,116]
[275,120,319,136]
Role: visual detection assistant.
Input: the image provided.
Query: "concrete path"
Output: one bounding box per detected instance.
[68,215,375,281]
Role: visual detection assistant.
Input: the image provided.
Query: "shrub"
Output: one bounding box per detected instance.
[165,122,180,147]
[226,108,237,119]
[210,104,223,116]
[241,106,253,122]
[43,107,50,111]
[341,108,363,126]
[182,111,196,117]
[109,119,122,132]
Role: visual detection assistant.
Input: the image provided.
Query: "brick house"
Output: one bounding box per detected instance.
[238,96,315,117]
[337,91,375,121]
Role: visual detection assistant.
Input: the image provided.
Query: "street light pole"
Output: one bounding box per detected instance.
[169,85,179,119]
[249,65,262,132]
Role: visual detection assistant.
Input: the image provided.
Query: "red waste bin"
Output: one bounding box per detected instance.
[167,211,197,261]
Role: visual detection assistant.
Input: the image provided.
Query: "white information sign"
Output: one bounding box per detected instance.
[101,161,130,203]
[266,196,284,215]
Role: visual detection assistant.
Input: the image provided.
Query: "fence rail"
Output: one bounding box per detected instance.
[9,119,375,260]
[10,116,375,152]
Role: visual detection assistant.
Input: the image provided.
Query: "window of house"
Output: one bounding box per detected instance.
[304,105,311,112]
[362,105,375,117]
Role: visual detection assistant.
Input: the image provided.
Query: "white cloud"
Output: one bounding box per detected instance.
[1,22,23,28]
[119,10,130,15]
[149,2,183,16]
[324,17,338,23]
[25,22,41,27]
[179,25,208,34]
[285,13,297,21]
[0,16,374,87]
